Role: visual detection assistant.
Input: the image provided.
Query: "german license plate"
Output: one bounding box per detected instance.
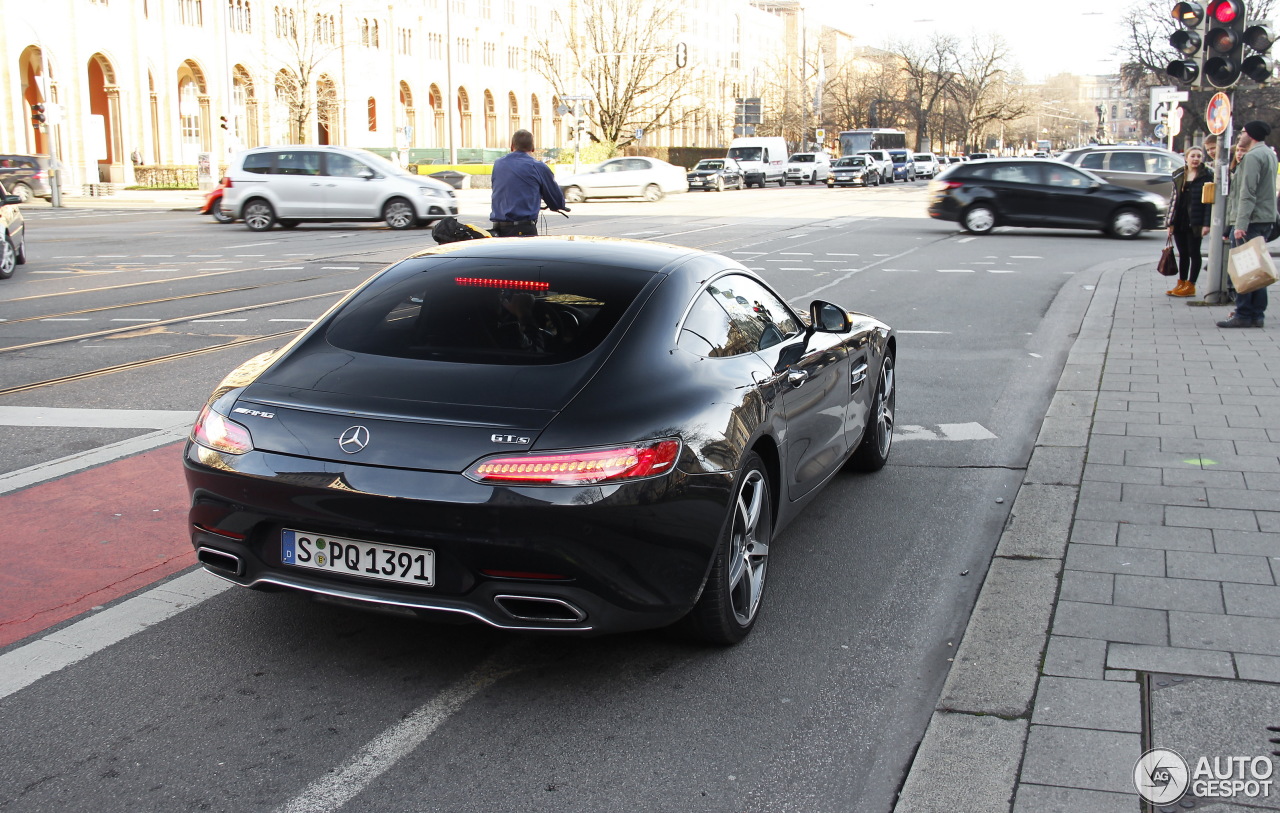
[281,529,435,587]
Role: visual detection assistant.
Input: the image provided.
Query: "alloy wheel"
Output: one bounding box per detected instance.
[384,199,415,229]
[727,468,769,626]
[243,201,275,231]
[0,236,15,279]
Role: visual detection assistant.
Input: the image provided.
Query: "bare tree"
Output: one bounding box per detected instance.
[267,1,341,144]
[530,0,695,148]
[947,35,1028,152]
[890,34,960,150]
[822,49,906,135]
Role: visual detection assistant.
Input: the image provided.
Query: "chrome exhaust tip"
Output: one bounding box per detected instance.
[197,546,244,578]
[494,595,586,623]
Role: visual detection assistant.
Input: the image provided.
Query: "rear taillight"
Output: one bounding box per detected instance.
[465,439,681,485]
[192,404,254,454]
[220,176,232,188]
[33,171,45,181]
[929,180,964,193]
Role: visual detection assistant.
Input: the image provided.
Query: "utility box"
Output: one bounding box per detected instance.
[429,170,470,189]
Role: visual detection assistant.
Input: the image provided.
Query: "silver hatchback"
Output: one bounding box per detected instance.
[1057,146,1184,202]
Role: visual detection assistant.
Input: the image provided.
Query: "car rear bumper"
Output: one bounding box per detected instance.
[184,442,732,635]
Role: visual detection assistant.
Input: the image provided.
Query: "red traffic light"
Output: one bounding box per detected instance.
[1207,0,1241,23]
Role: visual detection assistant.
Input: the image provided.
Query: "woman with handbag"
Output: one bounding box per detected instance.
[1166,146,1213,297]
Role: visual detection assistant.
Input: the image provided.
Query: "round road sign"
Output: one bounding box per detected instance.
[1206,92,1231,135]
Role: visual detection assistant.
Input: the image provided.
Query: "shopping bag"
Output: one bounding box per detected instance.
[1228,236,1279,294]
[1157,236,1178,277]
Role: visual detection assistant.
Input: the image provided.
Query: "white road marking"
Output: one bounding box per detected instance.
[140,254,174,257]
[957,237,976,243]
[269,266,305,270]
[881,269,919,273]
[1029,352,1042,358]
[827,253,859,256]
[228,242,275,248]
[187,254,223,258]
[938,269,975,273]
[140,269,180,273]
[780,268,813,271]
[96,255,128,258]
[787,234,809,239]
[1010,255,1043,259]
[897,330,951,334]
[0,570,229,701]
[269,319,315,323]
[987,269,1016,274]
[110,318,161,322]
[190,319,248,322]
[731,251,766,255]
[815,260,842,263]
[894,422,998,442]
[276,648,526,813]
[0,406,199,429]
[52,255,87,259]
[623,231,662,236]
[321,266,360,270]
[41,318,91,321]
[781,252,813,255]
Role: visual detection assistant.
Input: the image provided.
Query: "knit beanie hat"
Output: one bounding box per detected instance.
[1243,121,1272,141]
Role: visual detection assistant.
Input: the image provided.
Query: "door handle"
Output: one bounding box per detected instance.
[786,368,809,387]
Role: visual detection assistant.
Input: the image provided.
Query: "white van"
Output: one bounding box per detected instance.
[223,145,458,231]
[785,152,832,185]
[727,137,788,188]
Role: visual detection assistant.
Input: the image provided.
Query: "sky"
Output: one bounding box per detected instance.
[806,0,1133,83]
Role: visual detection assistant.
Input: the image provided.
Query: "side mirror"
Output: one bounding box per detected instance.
[809,301,851,333]
[2,195,20,206]
[358,168,375,180]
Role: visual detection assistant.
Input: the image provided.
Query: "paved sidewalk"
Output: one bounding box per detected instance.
[896,260,1280,812]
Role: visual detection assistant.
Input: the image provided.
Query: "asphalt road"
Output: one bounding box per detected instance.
[0,181,1158,812]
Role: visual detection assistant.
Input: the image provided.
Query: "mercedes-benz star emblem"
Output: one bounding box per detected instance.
[338,425,370,454]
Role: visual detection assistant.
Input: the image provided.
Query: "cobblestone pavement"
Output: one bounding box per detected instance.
[897,255,1280,813]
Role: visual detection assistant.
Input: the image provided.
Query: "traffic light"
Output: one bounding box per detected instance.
[1204,0,1246,87]
[1168,1,1207,85]
[30,103,46,126]
[219,115,229,130]
[1242,21,1275,82]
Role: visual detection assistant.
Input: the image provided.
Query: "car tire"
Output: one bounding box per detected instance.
[962,204,996,235]
[809,175,817,185]
[210,199,233,223]
[848,352,895,472]
[12,183,33,204]
[564,186,585,204]
[1108,207,1144,239]
[715,177,725,192]
[383,197,416,229]
[777,177,786,188]
[643,184,664,202]
[0,234,15,280]
[737,178,745,191]
[682,451,772,645]
[15,231,26,265]
[242,199,276,231]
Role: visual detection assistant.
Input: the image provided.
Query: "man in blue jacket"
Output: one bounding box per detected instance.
[489,130,566,236]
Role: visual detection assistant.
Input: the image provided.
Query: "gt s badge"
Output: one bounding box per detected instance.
[491,434,530,444]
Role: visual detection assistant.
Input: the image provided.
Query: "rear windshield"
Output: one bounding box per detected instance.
[789,154,815,162]
[326,258,654,365]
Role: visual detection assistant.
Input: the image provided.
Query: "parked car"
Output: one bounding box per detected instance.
[966,153,993,161]
[912,153,940,179]
[686,158,746,192]
[827,155,880,187]
[1057,145,1184,202]
[888,150,917,182]
[0,154,54,202]
[558,156,688,202]
[855,150,895,184]
[728,136,789,187]
[184,236,896,644]
[0,181,28,280]
[222,145,458,232]
[785,152,832,185]
[927,158,1167,239]
[201,179,233,223]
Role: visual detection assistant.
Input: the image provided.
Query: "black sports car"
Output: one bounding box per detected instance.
[185,237,895,644]
[686,158,746,192]
[827,155,880,188]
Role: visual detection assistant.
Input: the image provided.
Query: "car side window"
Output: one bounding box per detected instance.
[242,153,273,174]
[275,151,321,176]
[1044,165,1093,188]
[1150,154,1179,174]
[990,164,1039,184]
[1078,153,1106,170]
[601,161,624,173]
[1108,152,1146,173]
[326,153,371,178]
[679,291,741,357]
[712,275,801,352]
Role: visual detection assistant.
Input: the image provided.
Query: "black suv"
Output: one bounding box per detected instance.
[0,155,54,202]
[927,158,1168,239]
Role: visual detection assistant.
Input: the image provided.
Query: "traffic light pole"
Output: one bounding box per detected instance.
[1204,114,1233,305]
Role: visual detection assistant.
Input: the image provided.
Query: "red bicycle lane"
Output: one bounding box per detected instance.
[0,442,194,649]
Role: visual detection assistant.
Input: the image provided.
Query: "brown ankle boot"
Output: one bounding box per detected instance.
[1172,281,1196,297]
[1167,280,1187,296]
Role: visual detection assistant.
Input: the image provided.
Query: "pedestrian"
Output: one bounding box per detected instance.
[1217,120,1278,328]
[1165,145,1213,297]
[1204,134,1218,165]
[489,129,566,237]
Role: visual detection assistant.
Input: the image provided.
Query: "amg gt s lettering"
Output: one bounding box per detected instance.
[491,434,530,444]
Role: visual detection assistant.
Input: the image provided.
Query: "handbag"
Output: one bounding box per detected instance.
[1228,236,1279,294]
[1157,235,1178,277]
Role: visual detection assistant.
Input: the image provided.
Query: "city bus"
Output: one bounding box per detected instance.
[838,129,907,156]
